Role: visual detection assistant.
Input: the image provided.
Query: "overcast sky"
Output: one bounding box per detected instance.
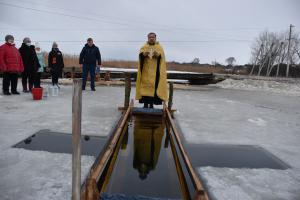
[0,0,299,64]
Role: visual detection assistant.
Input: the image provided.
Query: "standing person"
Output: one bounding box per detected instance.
[34,42,45,88]
[48,42,64,87]
[135,32,168,108]
[0,35,24,95]
[19,37,40,92]
[79,38,101,91]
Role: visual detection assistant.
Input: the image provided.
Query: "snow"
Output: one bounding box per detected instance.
[0,81,123,200]
[199,167,300,200]
[247,118,267,126]
[174,85,300,200]
[215,78,300,96]
[0,148,94,200]
[1,78,300,199]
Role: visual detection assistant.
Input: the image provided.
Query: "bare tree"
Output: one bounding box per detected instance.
[225,57,236,66]
[250,29,300,77]
[191,58,200,64]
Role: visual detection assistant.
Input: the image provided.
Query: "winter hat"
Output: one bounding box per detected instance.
[52,42,58,48]
[35,42,41,49]
[23,37,31,43]
[5,34,14,42]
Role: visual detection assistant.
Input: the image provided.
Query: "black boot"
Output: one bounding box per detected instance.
[143,103,149,108]
[150,103,154,109]
[11,91,20,95]
[3,91,11,95]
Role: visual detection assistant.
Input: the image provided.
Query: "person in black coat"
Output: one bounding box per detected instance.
[48,42,64,87]
[19,37,40,92]
[79,38,101,91]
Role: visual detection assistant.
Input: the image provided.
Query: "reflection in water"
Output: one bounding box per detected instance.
[133,118,165,180]
[102,116,182,199]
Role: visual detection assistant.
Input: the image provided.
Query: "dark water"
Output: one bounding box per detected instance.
[184,143,290,169]
[171,119,290,170]
[13,130,107,156]
[101,116,183,200]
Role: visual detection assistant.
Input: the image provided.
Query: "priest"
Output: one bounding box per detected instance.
[136,32,168,108]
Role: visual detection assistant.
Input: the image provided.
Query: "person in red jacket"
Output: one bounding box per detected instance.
[0,35,24,95]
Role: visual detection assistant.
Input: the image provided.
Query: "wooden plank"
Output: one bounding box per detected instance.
[168,82,174,111]
[72,79,82,200]
[164,103,209,200]
[168,125,192,200]
[124,73,131,108]
[81,100,133,199]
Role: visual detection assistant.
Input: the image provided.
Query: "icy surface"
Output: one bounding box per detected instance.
[0,82,123,200]
[1,79,300,199]
[174,86,300,200]
[215,78,300,96]
[0,148,94,200]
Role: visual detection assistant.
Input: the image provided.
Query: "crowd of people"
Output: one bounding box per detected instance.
[1,33,167,109]
[0,35,104,95]
[0,35,65,95]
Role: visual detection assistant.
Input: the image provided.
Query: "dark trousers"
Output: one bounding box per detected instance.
[51,70,59,85]
[34,72,41,88]
[82,64,96,89]
[22,71,35,91]
[2,72,18,92]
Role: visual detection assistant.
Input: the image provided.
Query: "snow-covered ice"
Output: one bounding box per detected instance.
[174,84,300,200]
[1,78,300,200]
[215,78,300,96]
[0,82,123,200]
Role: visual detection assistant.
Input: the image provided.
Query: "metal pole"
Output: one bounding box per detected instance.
[72,79,82,200]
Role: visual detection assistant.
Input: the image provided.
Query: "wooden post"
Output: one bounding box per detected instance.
[124,73,131,108]
[72,79,82,200]
[62,68,65,79]
[72,67,75,79]
[168,82,173,111]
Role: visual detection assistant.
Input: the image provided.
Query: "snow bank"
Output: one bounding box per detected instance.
[216,78,300,96]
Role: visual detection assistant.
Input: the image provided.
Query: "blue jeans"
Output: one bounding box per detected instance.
[82,64,96,89]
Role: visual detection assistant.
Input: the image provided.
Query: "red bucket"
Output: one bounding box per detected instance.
[32,87,43,100]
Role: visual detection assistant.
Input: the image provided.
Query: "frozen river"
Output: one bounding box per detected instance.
[0,80,300,200]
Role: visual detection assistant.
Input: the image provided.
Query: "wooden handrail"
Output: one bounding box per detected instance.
[81,100,133,200]
[164,103,209,200]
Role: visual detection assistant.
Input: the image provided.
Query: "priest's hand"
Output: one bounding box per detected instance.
[143,51,149,57]
[153,51,160,58]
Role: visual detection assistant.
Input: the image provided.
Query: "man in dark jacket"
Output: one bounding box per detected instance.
[79,38,101,91]
[48,42,64,87]
[19,37,40,92]
[0,35,24,95]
